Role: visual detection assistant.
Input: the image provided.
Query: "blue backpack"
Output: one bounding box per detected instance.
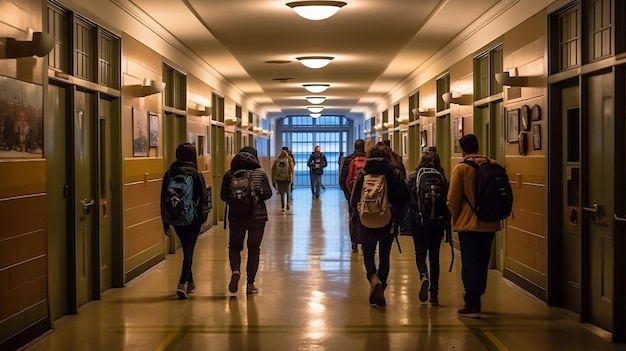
[163,173,196,226]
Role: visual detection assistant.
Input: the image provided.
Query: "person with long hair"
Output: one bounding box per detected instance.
[407,151,449,306]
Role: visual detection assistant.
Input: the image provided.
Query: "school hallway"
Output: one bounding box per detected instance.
[22,187,626,351]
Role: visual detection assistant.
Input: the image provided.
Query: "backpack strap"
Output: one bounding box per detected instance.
[460,159,480,214]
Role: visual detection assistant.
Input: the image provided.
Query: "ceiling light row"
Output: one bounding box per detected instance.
[286,1,347,21]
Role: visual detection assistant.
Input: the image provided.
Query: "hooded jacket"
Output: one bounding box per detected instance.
[160,160,208,231]
[349,157,410,242]
[447,154,503,233]
[271,149,295,185]
[220,151,272,222]
[339,149,367,200]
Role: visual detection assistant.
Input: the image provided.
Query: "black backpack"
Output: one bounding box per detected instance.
[415,167,448,228]
[462,159,513,221]
[228,169,256,212]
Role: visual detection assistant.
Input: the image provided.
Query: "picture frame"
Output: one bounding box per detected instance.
[420,129,427,147]
[401,131,408,156]
[507,108,520,143]
[149,113,159,148]
[519,132,527,155]
[197,135,205,156]
[533,124,542,150]
[132,108,149,156]
[452,117,464,153]
[0,76,44,158]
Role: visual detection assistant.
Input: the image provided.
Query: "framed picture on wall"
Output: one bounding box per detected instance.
[132,108,149,157]
[452,117,464,153]
[197,135,205,156]
[149,113,159,148]
[420,129,427,147]
[507,108,520,143]
[533,124,542,150]
[206,124,211,155]
[401,131,408,156]
[0,76,43,158]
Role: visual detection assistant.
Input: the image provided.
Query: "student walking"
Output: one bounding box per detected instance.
[220,146,272,294]
[272,148,295,212]
[407,151,449,306]
[339,139,367,253]
[160,142,209,299]
[350,143,410,307]
[447,134,503,318]
[307,145,327,199]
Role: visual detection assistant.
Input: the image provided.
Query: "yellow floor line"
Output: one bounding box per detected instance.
[483,331,510,351]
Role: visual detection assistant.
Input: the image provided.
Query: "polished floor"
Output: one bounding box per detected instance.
[23,187,626,351]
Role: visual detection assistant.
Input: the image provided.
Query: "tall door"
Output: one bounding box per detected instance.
[74,90,97,307]
[583,73,614,331]
[561,85,582,314]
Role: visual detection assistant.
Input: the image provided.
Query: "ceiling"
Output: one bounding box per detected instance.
[128,0,504,120]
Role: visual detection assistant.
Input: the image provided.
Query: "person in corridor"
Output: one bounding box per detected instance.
[220,146,272,294]
[350,143,410,307]
[407,151,449,306]
[160,142,208,299]
[271,148,295,212]
[339,139,367,252]
[307,145,327,199]
[447,134,501,318]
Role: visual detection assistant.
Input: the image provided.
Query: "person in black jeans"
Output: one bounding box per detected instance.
[160,142,208,299]
[407,151,449,306]
[221,146,272,294]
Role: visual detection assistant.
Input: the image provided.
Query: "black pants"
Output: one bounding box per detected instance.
[174,222,201,285]
[362,238,393,285]
[458,231,495,310]
[228,220,266,284]
[411,226,444,292]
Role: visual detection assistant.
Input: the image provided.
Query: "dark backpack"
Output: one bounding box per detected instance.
[228,169,256,212]
[346,155,366,193]
[415,167,448,228]
[275,157,290,182]
[462,159,513,221]
[163,173,196,226]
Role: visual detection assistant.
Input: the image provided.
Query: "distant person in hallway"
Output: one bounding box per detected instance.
[282,146,296,191]
[407,151,450,306]
[383,139,407,179]
[220,146,272,294]
[350,143,410,307]
[339,139,367,253]
[447,134,502,318]
[307,145,327,199]
[271,148,295,212]
[160,142,209,299]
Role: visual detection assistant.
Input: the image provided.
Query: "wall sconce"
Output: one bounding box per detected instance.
[140,78,166,96]
[374,123,383,131]
[442,91,472,105]
[189,104,210,116]
[3,31,54,59]
[286,1,347,21]
[225,117,238,125]
[382,122,391,128]
[396,116,409,124]
[253,127,263,134]
[364,129,371,135]
[495,68,532,87]
[413,107,435,117]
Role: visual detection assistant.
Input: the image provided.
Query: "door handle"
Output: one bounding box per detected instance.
[614,214,626,222]
[582,203,600,213]
[81,198,95,212]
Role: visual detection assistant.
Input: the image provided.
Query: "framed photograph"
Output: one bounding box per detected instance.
[533,124,542,150]
[519,132,527,155]
[401,131,408,156]
[0,76,44,158]
[149,113,159,147]
[420,129,427,147]
[197,135,205,156]
[452,117,464,153]
[507,108,520,143]
[132,108,149,156]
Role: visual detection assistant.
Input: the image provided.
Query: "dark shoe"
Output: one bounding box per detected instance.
[246,283,259,294]
[228,271,240,293]
[369,274,383,306]
[457,307,481,318]
[418,276,430,303]
[351,242,358,253]
[177,283,188,299]
[375,286,387,308]
[429,292,439,306]
[187,281,196,293]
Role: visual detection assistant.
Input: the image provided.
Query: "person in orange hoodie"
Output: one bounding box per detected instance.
[447,134,502,318]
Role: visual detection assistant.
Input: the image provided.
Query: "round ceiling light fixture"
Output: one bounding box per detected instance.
[286,1,347,21]
[306,96,326,104]
[309,113,322,118]
[307,106,324,113]
[303,84,330,93]
[296,56,334,69]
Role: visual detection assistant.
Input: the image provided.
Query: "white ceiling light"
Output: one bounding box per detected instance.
[306,96,326,104]
[286,1,347,21]
[303,84,330,93]
[297,56,334,69]
[307,106,324,113]
[310,113,322,118]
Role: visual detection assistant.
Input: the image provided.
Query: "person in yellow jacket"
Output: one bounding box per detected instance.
[447,134,501,318]
[271,148,295,212]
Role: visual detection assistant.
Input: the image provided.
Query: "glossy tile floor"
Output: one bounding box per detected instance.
[23,187,626,351]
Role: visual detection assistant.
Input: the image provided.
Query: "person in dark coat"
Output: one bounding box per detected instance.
[160,142,208,299]
[339,139,367,252]
[349,143,410,307]
[220,146,272,294]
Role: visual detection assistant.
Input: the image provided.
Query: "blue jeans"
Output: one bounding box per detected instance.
[174,222,201,285]
[310,172,322,196]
